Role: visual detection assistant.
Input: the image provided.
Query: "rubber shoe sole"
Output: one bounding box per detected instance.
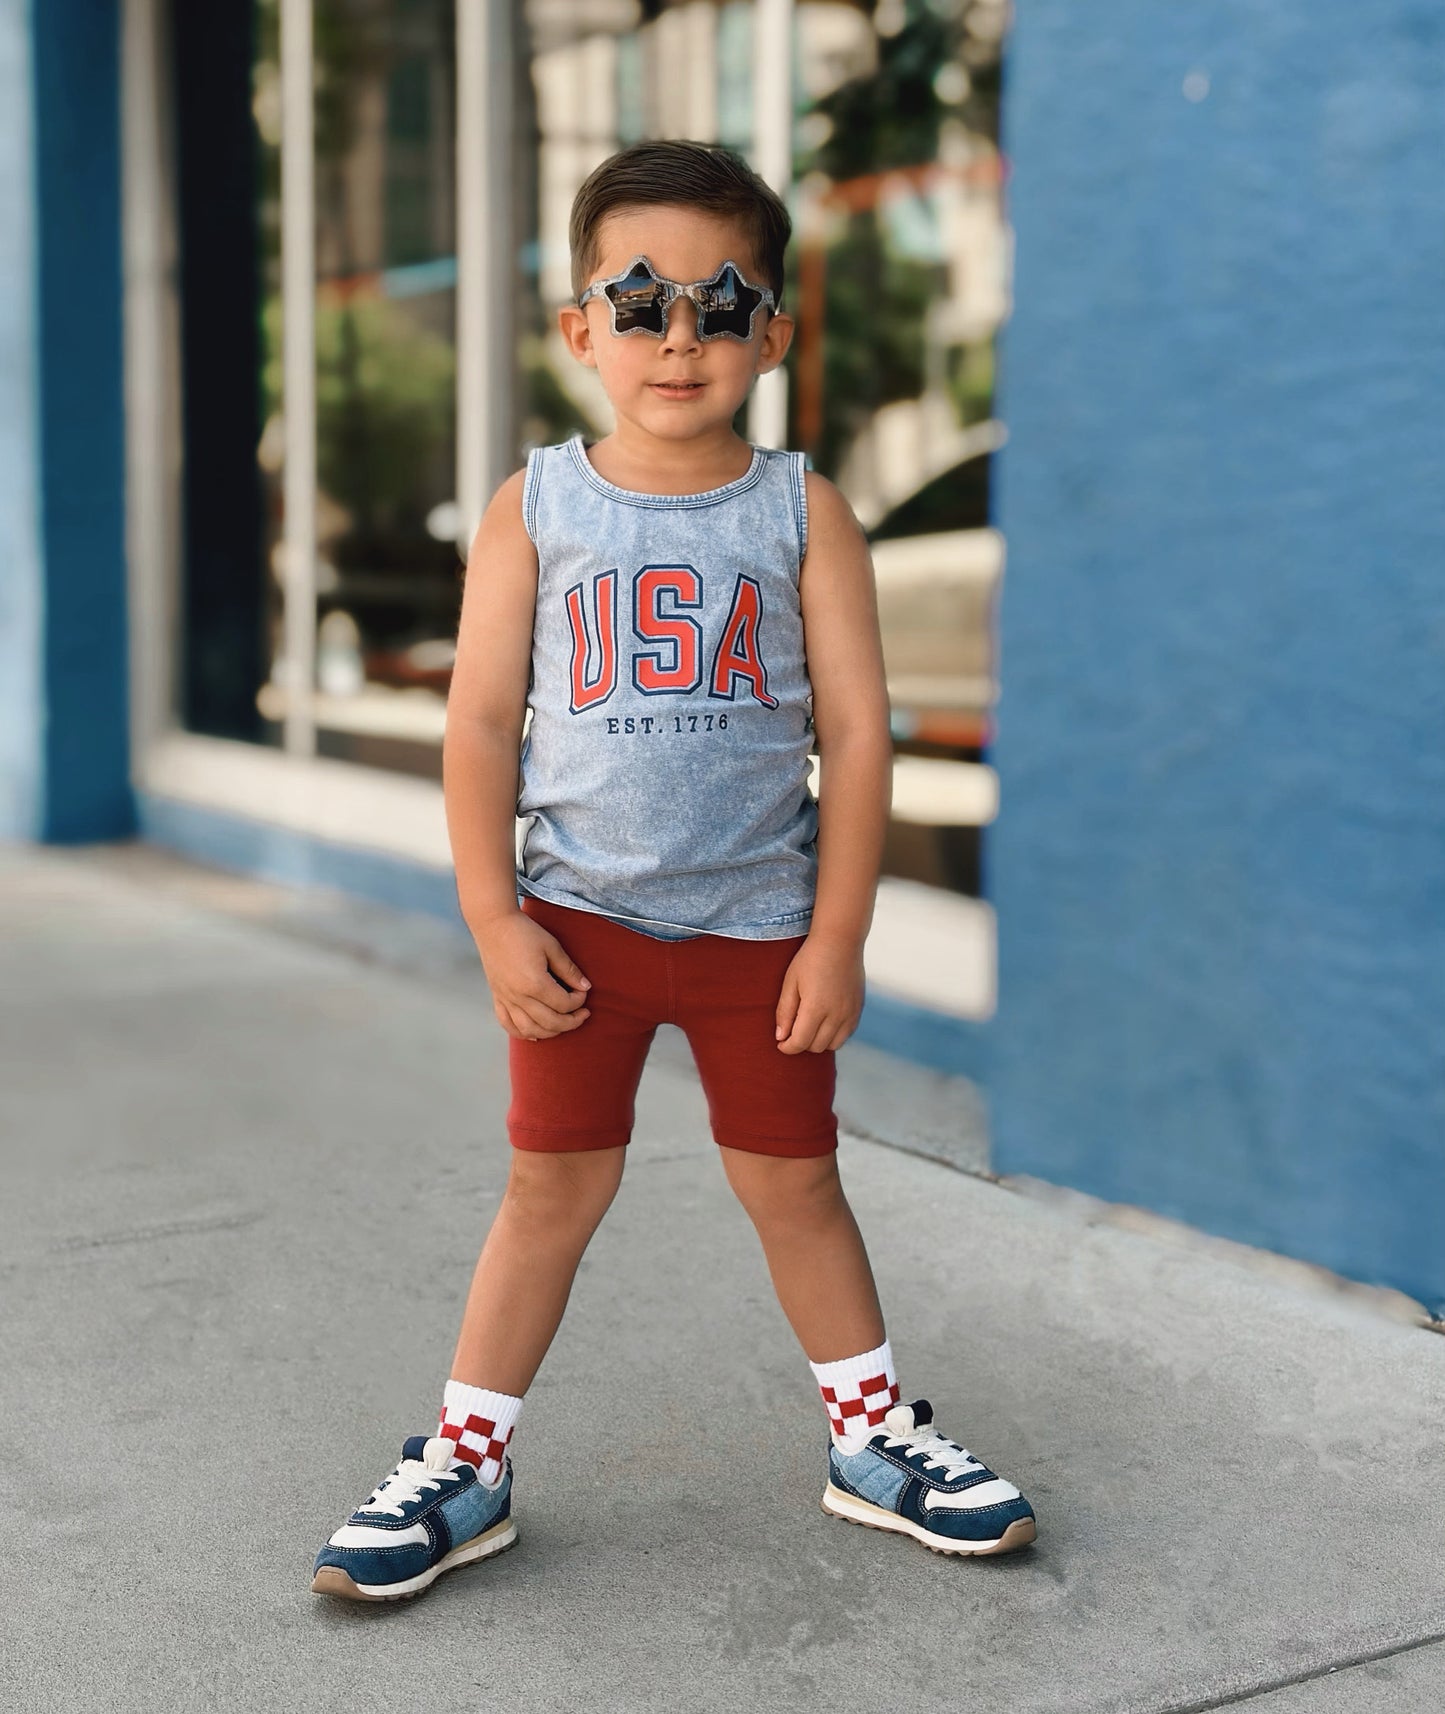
[821,1482,1036,1556]
[310,1515,518,1602]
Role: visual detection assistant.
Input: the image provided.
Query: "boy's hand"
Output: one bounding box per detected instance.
[775,932,865,1054]
[473,910,592,1041]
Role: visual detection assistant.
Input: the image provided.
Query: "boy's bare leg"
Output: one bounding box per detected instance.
[448,1145,626,1395]
[718,1147,886,1362]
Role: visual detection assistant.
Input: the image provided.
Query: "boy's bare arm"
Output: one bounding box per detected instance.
[774,472,893,1055]
[444,471,593,1040]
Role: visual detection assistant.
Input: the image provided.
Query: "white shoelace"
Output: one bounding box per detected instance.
[881,1423,982,1483]
[356,1458,461,1517]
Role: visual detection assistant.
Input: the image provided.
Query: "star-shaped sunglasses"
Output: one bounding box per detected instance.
[577,254,776,342]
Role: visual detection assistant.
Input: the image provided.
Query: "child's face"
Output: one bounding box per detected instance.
[557,204,795,445]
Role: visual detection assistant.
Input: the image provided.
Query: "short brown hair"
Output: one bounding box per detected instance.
[568,139,792,308]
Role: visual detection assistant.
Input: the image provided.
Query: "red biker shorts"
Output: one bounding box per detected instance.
[506,894,838,1158]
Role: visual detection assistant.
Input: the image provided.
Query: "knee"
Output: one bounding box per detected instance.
[501,1149,622,1238]
[726,1153,848,1233]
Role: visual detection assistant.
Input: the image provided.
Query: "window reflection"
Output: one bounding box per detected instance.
[256,0,461,776]
[230,0,1010,888]
[792,0,1008,895]
[522,0,1009,892]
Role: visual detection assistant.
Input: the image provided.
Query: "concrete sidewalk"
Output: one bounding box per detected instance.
[3,844,1443,1714]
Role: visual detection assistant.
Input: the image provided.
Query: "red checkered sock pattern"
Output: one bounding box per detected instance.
[809,1339,901,1446]
[437,1379,524,1486]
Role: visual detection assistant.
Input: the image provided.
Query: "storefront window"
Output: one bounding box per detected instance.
[516,0,750,452]
[176,0,1009,896]
[172,0,277,745]
[792,0,1008,893]
[260,0,461,777]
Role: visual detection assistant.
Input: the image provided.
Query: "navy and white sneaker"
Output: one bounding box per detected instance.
[822,1399,1036,1556]
[311,1434,516,1602]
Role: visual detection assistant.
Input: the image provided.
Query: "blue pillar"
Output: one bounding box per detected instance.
[1,0,131,842]
[0,0,44,839]
[991,2,1445,1311]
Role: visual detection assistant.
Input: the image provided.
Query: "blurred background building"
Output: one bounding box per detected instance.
[4,0,1443,1311]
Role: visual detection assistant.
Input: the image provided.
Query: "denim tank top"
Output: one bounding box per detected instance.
[515,432,818,941]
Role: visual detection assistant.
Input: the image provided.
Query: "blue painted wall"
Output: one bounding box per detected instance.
[34,0,131,839]
[991,3,1445,1311]
[0,0,44,840]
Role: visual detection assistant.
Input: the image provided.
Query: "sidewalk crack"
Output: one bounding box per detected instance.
[51,1208,264,1252]
[1152,1628,1445,1713]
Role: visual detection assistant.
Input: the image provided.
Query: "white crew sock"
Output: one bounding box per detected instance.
[436,1378,524,1486]
[809,1339,901,1447]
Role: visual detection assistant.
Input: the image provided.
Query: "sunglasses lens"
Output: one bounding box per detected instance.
[697,264,763,340]
[605,261,669,335]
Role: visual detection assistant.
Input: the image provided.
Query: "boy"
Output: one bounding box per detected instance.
[311,139,1035,1603]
